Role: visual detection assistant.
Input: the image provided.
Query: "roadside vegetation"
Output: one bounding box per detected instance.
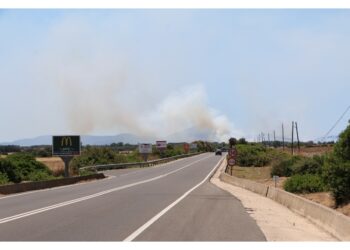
[0,141,211,186]
[230,122,350,207]
[0,153,56,185]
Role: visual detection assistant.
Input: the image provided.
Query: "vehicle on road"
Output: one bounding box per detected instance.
[215,149,222,155]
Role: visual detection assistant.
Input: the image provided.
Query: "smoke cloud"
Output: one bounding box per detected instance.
[32,14,241,142]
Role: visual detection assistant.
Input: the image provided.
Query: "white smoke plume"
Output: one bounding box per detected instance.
[31,14,241,142]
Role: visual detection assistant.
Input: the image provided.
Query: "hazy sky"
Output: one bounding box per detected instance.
[1,9,350,142]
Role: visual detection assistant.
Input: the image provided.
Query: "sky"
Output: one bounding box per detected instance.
[1,9,350,143]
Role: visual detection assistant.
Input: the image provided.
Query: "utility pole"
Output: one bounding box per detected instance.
[291,121,294,155]
[296,122,300,152]
[273,130,276,147]
[268,133,270,147]
[282,123,285,151]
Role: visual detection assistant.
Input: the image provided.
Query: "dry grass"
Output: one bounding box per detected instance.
[36,157,65,176]
[276,145,334,157]
[231,165,272,181]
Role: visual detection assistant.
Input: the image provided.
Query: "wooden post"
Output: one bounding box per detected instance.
[291,121,294,155]
[296,122,300,152]
[282,123,285,151]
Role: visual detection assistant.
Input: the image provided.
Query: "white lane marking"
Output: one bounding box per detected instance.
[123,156,224,242]
[0,155,212,224]
[0,154,203,201]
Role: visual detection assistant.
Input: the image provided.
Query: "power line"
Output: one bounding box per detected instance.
[322,105,350,141]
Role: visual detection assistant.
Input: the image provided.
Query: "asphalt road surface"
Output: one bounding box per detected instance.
[0,153,266,241]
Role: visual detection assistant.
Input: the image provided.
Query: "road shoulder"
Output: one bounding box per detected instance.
[210,160,337,241]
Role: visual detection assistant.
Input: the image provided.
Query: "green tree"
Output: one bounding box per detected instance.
[229,137,237,148]
[334,121,350,161]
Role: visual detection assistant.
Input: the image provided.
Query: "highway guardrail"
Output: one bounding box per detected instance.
[80,152,201,172]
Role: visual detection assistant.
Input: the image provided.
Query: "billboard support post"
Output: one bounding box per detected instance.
[61,156,73,177]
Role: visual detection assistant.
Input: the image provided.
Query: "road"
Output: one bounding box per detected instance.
[0,153,266,241]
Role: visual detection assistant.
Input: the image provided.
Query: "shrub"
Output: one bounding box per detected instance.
[284,174,326,193]
[70,147,132,171]
[26,171,57,182]
[0,158,20,183]
[271,155,301,177]
[322,155,350,206]
[292,156,323,175]
[0,172,9,185]
[236,144,270,167]
[334,122,350,161]
[6,153,53,182]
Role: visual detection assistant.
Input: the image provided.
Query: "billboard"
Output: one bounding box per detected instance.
[190,143,197,150]
[52,136,81,156]
[138,143,152,154]
[156,141,167,150]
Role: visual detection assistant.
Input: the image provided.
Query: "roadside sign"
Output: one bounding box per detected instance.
[190,143,197,150]
[52,135,81,156]
[228,147,237,157]
[138,143,152,154]
[273,175,280,187]
[183,143,190,153]
[273,175,279,182]
[156,141,167,150]
[228,157,236,166]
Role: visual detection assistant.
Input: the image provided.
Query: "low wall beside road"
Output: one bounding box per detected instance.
[0,173,105,195]
[219,162,350,241]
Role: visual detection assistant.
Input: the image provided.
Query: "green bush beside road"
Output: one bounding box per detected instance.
[236,144,288,167]
[284,174,326,193]
[0,153,56,185]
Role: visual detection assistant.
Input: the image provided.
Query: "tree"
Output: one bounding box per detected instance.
[334,121,350,161]
[238,138,247,144]
[323,121,350,206]
[229,138,237,148]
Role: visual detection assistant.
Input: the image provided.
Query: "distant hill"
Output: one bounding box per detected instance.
[0,127,217,146]
[0,133,155,146]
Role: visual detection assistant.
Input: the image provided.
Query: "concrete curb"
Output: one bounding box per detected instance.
[219,161,350,241]
[0,173,105,195]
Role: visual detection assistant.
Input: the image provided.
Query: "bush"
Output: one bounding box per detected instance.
[6,153,53,182]
[235,144,270,167]
[270,155,324,177]
[292,156,324,175]
[0,172,9,185]
[70,147,133,171]
[0,158,20,183]
[26,171,57,182]
[334,122,350,161]
[284,174,326,193]
[271,156,295,177]
[322,155,350,206]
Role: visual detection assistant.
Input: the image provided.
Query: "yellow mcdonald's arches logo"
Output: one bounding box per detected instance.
[61,136,73,147]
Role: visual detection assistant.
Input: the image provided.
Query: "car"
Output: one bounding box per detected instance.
[215,149,222,155]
